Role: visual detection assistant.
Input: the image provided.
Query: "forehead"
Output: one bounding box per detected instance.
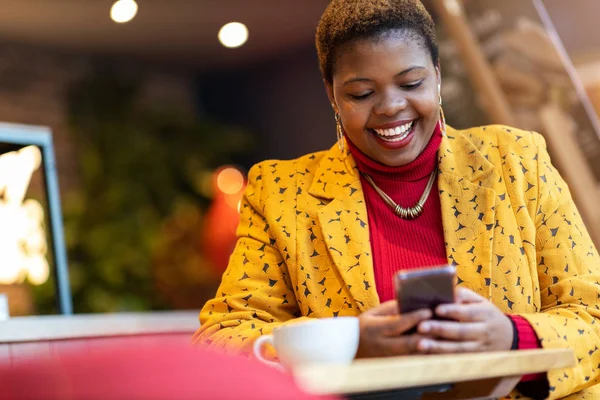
[333,30,433,80]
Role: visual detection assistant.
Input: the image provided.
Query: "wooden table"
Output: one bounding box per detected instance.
[293,348,575,400]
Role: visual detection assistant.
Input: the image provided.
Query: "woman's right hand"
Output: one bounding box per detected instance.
[356,300,432,358]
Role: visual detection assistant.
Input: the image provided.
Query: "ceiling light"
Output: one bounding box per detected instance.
[111,0,138,24]
[218,22,249,49]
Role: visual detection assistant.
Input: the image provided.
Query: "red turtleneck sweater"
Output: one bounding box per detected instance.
[346,125,543,383]
[348,126,446,302]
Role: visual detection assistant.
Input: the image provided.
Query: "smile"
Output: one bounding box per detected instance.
[371,120,416,142]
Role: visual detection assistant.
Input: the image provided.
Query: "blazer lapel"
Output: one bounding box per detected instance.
[308,143,379,312]
[438,128,498,300]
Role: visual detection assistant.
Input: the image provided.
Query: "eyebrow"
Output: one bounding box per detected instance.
[342,66,426,86]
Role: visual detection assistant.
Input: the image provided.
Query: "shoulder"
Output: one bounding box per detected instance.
[445,125,547,194]
[447,125,545,172]
[451,124,543,156]
[245,149,330,197]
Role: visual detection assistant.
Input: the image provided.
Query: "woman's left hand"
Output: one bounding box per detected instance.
[415,287,514,354]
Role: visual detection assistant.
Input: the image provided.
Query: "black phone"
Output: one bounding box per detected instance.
[395,265,456,319]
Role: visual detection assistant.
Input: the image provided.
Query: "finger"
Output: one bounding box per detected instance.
[454,287,485,304]
[368,300,400,316]
[382,334,424,355]
[418,321,486,341]
[379,309,433,336]
[436,303,490,322]
[417,338,481,354]
[394,309,433,335]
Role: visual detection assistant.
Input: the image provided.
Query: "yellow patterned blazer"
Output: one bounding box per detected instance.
[195,125,600,399]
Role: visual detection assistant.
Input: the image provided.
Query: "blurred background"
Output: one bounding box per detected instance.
[0,0,599,316]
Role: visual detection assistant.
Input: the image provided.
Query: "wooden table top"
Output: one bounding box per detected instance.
[293,348,575,396]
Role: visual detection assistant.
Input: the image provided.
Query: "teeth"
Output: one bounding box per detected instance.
[373,121,414,141]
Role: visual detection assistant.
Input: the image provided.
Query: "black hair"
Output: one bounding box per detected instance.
[316,0,439,83]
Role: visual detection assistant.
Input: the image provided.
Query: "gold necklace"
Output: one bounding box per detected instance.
[361,166,438,220]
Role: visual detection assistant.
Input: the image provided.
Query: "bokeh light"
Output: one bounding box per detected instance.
[26,256,50,286]
[218,22,249,48]
[216,167,245,195]
[0,147,49,286]
[111,0,138,24]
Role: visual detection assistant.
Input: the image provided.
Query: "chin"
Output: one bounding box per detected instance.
[382,154,416,167]
[380,144,421,167]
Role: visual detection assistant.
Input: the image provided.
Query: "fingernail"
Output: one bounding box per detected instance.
[419,339,431,351]
[419,323,431,333]
[437,307,447,316]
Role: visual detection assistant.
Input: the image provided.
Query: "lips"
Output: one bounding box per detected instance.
[371,120,415,142]
[368,119,418,150]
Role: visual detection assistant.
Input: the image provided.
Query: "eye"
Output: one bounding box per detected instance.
[402,80,423,90]
[349,92,372,100]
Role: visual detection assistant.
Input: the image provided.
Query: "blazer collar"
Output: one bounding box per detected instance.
[308,140,359,200]
[438,126,495,184]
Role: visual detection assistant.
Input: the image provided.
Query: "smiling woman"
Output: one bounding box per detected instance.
[195,1,600,399]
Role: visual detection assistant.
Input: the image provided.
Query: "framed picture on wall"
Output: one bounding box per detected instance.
[0,123,72,315]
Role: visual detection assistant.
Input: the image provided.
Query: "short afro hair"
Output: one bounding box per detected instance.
[316,0,439,84]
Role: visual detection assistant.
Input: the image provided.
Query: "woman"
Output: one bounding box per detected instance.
[194,1,600,398]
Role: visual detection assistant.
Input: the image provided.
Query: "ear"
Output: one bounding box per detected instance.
[324,79,337,111]
[435,63,442,87]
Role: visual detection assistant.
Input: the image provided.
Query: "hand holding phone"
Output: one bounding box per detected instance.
[355,300,432,358]
[395,265,456,318]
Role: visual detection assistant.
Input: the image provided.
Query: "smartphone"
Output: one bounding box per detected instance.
[395,265,456,319]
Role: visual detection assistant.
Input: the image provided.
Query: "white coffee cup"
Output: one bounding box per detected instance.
[252,316,359,371]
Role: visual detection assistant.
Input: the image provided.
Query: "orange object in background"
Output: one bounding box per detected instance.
[202,166,247,274]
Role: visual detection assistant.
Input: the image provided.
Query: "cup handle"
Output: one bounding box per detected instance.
[253,335,283,371]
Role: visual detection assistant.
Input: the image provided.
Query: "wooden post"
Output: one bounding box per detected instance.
[430,0,516,126]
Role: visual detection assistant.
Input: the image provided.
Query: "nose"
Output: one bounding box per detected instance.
[373,89,408,117]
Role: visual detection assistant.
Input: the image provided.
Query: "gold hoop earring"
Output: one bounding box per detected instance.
[335,112,345,152]
[439,106,447,137]
[438,92,447,137]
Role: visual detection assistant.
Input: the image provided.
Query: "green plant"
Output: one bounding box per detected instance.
[35,68,251,313]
